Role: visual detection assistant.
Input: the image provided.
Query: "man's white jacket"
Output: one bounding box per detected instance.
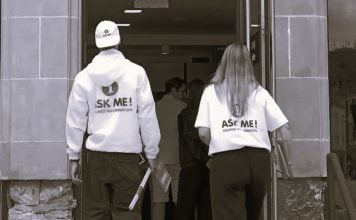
[66,49,160,160]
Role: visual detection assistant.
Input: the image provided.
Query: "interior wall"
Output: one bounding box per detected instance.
[85,44,222,92]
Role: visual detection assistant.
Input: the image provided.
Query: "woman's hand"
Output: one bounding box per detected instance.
[70,160,82,184]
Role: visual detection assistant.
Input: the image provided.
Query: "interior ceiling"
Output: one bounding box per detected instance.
[87,0,237,35]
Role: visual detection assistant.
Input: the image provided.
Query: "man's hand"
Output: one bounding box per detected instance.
[70,160,82,184]
[147,158,159,171]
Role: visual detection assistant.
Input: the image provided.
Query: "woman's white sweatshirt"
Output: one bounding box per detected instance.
[66,49,160,160]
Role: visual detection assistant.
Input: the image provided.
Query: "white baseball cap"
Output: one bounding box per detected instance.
[95,20,121,48]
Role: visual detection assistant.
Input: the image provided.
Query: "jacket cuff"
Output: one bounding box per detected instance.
[145,152,157,159]
[68,152,80,160]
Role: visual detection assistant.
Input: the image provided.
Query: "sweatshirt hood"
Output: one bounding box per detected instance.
[86,49,128,86]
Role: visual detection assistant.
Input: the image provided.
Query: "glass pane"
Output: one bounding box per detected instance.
[329,0,356,179]
[250,0,262,83]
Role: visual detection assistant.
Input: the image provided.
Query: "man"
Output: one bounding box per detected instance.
[151,77,187,220]
[175,79,212,220]
[66,20,160,220]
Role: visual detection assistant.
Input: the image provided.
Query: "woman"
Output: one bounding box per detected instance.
[175,79,212,220]
[194,43,291,220]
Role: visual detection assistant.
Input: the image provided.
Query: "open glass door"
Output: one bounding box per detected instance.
[238,0,269,88]
[247,0,292,219]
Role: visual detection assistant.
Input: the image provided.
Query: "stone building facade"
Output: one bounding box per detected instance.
[0,0,329,219]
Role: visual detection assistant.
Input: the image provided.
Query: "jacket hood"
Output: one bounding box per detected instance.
[86,49,128,86]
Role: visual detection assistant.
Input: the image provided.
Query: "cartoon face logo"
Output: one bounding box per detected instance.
[233,104,243,118]
[102,81,118,96]
[103,29,110,36]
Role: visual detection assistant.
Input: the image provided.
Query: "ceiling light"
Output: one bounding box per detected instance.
[124,9,142,13]
[116,23,131,27]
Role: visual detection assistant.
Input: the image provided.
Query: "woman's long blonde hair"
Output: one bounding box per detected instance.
[211,43,259,117]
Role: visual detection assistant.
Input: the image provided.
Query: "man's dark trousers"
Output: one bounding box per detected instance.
[83,150,145,220]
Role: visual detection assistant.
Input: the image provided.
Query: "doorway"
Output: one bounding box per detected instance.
[80,0,274,219]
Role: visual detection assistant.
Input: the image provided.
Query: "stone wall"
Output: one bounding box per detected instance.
[274,0,329,218]
[277,178,326,219]
[275,0,329,177]
[0,0,81,218]
[0,0,80,180]
[8,181,76,220]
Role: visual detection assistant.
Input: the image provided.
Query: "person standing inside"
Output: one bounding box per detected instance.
[175,78,212,220]
[66,20,160,220]
[151,77,187,220]
[195,43,292,220]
